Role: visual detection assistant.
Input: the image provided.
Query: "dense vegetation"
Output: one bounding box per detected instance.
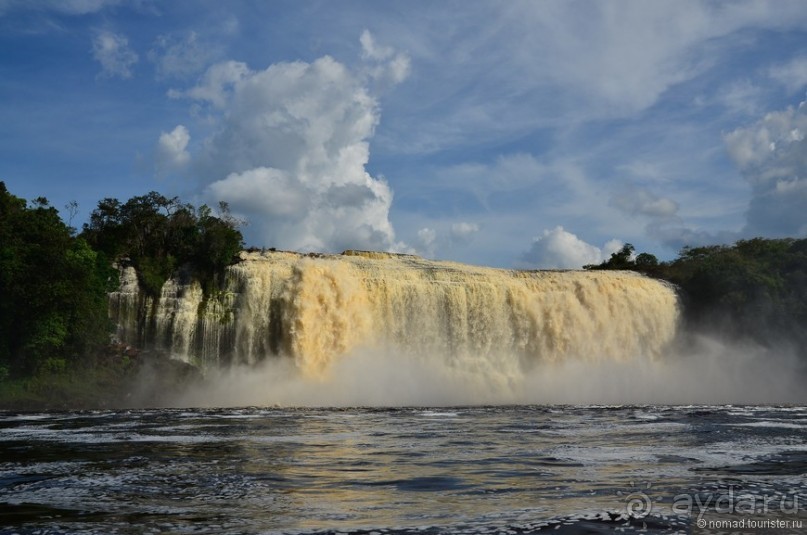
[81,192,244,296]
[0,182,242,406]
[0,182,114,378]
[587,239,807,352]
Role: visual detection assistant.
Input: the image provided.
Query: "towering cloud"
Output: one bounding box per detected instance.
[167,32,410,252]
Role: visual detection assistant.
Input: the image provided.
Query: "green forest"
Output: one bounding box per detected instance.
[1,180,806,408]
[0,182,243,408]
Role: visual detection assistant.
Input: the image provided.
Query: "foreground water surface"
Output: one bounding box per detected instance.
[1,405,806,534]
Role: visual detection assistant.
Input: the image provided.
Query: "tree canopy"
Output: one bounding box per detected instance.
[0,182,244,379]
[81,192,244,296]
[0,182,113,376]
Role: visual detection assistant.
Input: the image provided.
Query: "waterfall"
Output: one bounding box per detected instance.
[109,250,679,376]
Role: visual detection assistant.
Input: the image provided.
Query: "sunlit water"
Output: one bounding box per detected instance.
[2,405,806,534]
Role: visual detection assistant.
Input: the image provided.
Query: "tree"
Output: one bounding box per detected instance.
[193,203,244,292]
[0,182,112,376]
[634,252,658,267]
[585,243,636,270]
[81,192,244,297]
[81,197,125,259]
[64,200,79,235]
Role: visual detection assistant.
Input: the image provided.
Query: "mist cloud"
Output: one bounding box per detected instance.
[167,336,807,407]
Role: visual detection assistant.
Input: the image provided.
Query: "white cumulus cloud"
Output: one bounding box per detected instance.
[518,226,620,270]
[167,33,409,253]
[168,60,249,108]
[155,125,190,174]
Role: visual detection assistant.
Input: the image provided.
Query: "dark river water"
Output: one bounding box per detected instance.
[1,405,806,534]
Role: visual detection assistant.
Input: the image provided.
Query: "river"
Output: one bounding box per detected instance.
[2,405,806,534]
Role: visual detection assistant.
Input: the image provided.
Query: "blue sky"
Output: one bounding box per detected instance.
[2,0,807,268]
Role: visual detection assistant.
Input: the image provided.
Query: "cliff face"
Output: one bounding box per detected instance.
[109,250,679,375]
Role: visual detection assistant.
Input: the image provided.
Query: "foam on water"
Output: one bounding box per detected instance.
[2,406,806,534]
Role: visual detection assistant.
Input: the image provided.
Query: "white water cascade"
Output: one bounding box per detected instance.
[109,250,679,378]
